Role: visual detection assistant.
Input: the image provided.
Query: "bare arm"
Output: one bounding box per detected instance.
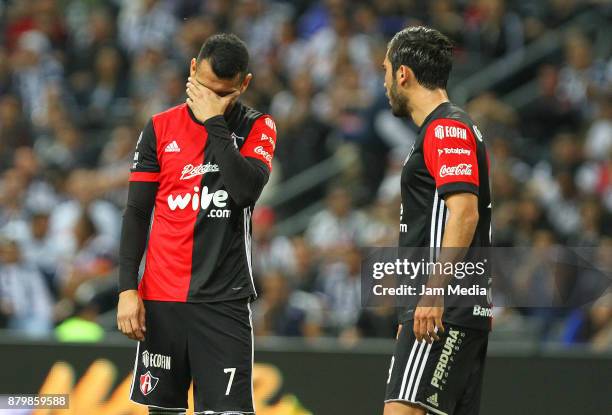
[441,193,479,247]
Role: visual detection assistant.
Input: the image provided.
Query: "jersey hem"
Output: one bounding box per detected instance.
[140,293,254,303]
[128,398,187,411]
[384,399,448,415]
[397,317,491,332]
[186,292,255,303]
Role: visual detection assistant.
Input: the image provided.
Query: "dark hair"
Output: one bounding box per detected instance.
[387,26,453,90]
[197,33,249,80]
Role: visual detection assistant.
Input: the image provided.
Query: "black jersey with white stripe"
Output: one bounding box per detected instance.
[398,102,492,331]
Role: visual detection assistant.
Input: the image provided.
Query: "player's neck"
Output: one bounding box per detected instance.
[408,88,449,127]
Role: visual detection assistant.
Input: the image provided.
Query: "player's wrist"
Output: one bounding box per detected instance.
[197,112,221,123]
[119,289,139,298]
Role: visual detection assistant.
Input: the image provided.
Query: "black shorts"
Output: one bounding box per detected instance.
[129,299,254,414]
[385,323,488,415]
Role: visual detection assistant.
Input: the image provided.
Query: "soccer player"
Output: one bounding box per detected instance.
[116,34,276,415]
[381,27,492,415]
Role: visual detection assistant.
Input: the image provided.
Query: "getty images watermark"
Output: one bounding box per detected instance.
[361,247,611,310]
[371,257,488,297]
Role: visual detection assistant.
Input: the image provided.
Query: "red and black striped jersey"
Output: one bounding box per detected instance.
[130,102,276,302]
[399,102,492,330]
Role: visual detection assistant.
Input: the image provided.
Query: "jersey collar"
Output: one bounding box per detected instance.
[418,101,453,133]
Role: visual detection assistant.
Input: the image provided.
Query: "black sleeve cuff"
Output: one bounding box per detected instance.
[118,275,139,293]
[203,115,230,138]
[438,182,479,198]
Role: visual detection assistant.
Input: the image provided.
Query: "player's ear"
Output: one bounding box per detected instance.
[240,73,253,94]
[189,58,197,77]
[397,65,412,88]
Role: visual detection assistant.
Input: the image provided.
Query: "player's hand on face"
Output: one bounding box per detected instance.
[413,302,444,344]
[117,289,146,341]
[186,77,240,122]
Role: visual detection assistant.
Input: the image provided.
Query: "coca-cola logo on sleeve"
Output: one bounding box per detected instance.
[254,146,273,163]
[439,163,473,177]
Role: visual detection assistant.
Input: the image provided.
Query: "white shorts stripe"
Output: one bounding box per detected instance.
[411,340,434,401]
[398,338,419,399]
[404,340,426,400]
[129,341,140,399]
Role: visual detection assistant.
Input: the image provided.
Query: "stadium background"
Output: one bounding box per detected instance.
[0,0,610,414]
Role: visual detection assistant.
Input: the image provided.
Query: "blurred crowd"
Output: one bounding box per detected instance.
[0,0,610,349]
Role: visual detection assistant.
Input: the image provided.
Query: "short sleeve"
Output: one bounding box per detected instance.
[423,119,479,197]
[239,115,277,171]
[130,119,161,182]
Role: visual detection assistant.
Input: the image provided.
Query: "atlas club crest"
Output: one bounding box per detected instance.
[140,371,159,395]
